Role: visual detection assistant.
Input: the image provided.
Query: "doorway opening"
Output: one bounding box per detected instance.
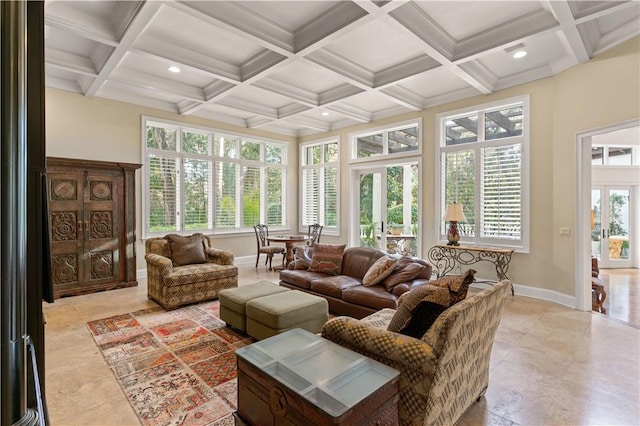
[577,120,639,322]
[349,160,421,257]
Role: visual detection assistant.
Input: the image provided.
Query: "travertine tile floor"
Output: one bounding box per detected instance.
[44,264,640,426]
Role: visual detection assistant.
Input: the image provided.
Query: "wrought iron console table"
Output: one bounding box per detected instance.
[427,244,515,295]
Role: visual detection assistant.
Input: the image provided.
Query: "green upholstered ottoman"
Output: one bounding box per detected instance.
[219,281,289,332]
[245,290,329,340]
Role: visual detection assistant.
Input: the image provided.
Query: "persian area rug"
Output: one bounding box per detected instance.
[87,300,254,426]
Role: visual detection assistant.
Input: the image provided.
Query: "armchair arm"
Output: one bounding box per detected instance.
[206,247,234,265]
[145,253,173,274]
[321,317,438,386]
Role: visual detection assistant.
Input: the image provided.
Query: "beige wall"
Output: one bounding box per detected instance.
[45,91,297,271]
[47,36,639,299]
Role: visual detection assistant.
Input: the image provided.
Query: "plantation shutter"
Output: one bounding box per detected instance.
[214,161,237,229]
[242,165,261,227]
[302,168,319,225]
[148,154,179,233]
[266,167,283,226]
[183,158,212,230]
[323,167,338,227]
[441,150,475,237]
[481,144,521,240]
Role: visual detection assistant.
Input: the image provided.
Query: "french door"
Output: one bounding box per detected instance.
[591,186,633,268]
[357,168,387,251]
[352,163,419,256]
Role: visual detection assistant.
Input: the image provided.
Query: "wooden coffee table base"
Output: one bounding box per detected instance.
[236,359,399,426]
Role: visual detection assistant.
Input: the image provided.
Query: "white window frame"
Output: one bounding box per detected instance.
[299,137,340,236]
[435,95,530,252]
[349,118,422,163]
[141,116,288,239]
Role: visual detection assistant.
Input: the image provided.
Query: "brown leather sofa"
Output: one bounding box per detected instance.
[278,246,432,319]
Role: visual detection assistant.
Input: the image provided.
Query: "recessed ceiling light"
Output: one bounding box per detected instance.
[321,111,329,116]
[512,50,527,59]
[168,66,181,73]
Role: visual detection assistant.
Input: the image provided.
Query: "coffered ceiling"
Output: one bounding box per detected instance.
[45,1,640,137]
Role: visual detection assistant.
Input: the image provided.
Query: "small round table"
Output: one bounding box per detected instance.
[267,235,309,269]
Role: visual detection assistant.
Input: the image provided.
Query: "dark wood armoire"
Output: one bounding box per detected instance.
[46,157,141,298]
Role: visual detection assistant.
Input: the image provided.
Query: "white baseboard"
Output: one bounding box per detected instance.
[470,281,577,310]
[137,269,147,280]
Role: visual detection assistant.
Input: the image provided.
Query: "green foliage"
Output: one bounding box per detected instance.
[608,193,628,237]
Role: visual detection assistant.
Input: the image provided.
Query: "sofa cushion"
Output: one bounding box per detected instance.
[383,261,426,290]
[341,247,386,279]
[309,275,362,298]
[386,283,451,333]
[429,269,476,305]
[164,263,238,287]
[308,243,346,275]
[362,255,397,286]
[279,269,327,290]
[166,233,207,266]
[342,285,398,311]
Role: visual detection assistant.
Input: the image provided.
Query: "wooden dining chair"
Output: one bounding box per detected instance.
[253,224,285,270]
[294,223,323,256]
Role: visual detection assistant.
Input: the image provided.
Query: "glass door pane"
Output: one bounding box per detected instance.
[607,188,631,265]
[356,164,419,256]
[591,189,602,259]
[594,186,633,268]
[358,170,384,250]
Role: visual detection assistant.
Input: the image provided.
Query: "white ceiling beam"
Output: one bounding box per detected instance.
[252,78,318,107]
[454,10,559,61]
[203,81,237,102]
[385,11,493,94]
[380,86,424,111]
[45,75,83,93]
[110,67,205,102]
[85,2,162,97]
[278,103,312,119]
[45,47,98,76]
[290,116,331,132]
[318,84,365,106]
[325,104,372,123]
[294,2,368,52]
[217,98,279,120]
[133,35,241,83]
[168,1,294,56]
[45,5,118,46]
[374,55,441,88]
[545,1,590,63]
[246,116,274,129]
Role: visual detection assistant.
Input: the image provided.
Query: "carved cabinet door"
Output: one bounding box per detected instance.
[48,170,122,296]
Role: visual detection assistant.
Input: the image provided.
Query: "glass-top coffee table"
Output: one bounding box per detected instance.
[235,328,399,425]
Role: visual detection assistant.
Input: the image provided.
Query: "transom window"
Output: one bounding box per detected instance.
[592,146,637,165]
[143,118,287,238]
[300,138,339,234]
[436,96,529,250]
[351,120,421,160]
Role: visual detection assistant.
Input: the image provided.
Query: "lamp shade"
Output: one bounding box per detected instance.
[444,203,466,222]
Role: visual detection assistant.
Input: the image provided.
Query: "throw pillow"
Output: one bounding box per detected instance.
[308,243,346,275]
[429,269,476,305]
[165,233,207,267]
[362,255,398,286]
[387,284,451,333]
[398,292,450,338]
[383,262,426,291]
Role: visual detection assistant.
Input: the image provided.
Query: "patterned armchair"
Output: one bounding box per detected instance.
[145,234,238,310]
[321,280,511,426]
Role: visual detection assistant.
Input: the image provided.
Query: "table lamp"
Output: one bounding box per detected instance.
[444,202,466,246]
